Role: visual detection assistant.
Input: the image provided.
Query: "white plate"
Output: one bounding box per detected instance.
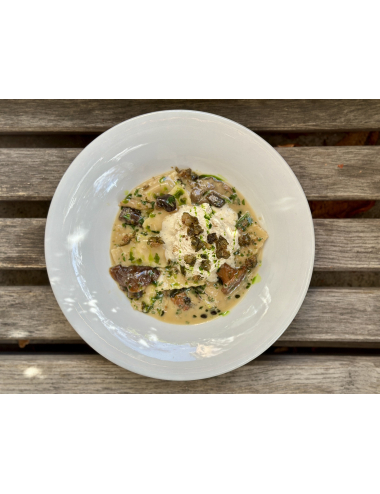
[45,110,314,381]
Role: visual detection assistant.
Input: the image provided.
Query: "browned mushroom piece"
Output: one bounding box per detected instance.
[200,259,211,272]
[175,167,199,183]
[206,191,225,208]
[190,188,209,205]
[188,223,203,237]
[190,177,232,205]
[215,235,230,259]
[180,265,187,276]
[109,265,160,298]
[170,289,192,311]
[238,233,251,247]
[155,194,177,212]
[207,232,218,244]
[119,207,142,226]
[191,236,206,252]
[245,255,258,270]
[128,291,144,300]
[184,254,197,266]
[191,274,204,283]
[147,236,165,247]
[120,232,136,246]
[182,212,204,236]
[181,212,194,226]
[217,263,247,295]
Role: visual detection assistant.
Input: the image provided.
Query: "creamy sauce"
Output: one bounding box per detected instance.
[110,169,268,324]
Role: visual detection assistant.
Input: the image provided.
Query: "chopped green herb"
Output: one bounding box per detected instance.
[198,174,224,181]
[219,311,230,317]
[242,199,245,205]
[122,193,132,203]
[236,212,253,231]
[159,176,166,183]
[174,189,184,199]
[154,253,160,264]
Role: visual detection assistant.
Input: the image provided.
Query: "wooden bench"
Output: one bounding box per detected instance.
[1,100,379,393]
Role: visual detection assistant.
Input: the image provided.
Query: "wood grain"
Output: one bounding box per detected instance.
[314,219,380,271]
[0,148,80,200]
[1,100,380,133]
[0,219,45,269]
[1,147,380,200]
[1,287,379,346]
[277,147,380,200]
[281,288,380,346]
[0,354,378,393]
[1,219,379,271]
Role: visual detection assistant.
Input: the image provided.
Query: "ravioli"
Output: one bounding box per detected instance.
[110,168,268,324]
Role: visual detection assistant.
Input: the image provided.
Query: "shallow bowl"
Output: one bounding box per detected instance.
[45,110,315,380]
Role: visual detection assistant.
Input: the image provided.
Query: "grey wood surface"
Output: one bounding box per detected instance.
[1,100,380,133]
[1,218,380,271]
[0,219,46,269]
[277,147,380,200]
[0,148,80,201]
[314,219,380,271]
[0,354,378,393]
[1,147,380,201]
[1,286,380,346]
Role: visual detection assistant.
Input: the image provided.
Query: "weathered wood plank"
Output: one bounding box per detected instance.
[280,288,380,346]
[277,147,380,200]
[0,354,378,393]
[0,148,80,200]
[1,147,380,200]
[314,219,380,271]
[1,287,379,346]
[0,219,45,269]
[1,100,380,133]
[1,219,379,271]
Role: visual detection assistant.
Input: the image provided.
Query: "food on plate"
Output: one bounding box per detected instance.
[109,168,268,324]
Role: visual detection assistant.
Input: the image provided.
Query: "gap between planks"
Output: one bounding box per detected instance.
[1,100,380,133]
[0,354,379,393]
[1,218,380,270]
[1,147,380,200]
[0,286,380,346]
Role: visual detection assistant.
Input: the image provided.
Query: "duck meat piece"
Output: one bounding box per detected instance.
[184,254,197,266]
[170,289,192,311]
[238,233,251,247]
[218,263,247,295]
[156,194,177,212]
[206,191,225,208]
[119,207,142,226]
[147,236,165,247]
[207,232,218,244]
[215,235,230,259]
[109,265,160,297]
